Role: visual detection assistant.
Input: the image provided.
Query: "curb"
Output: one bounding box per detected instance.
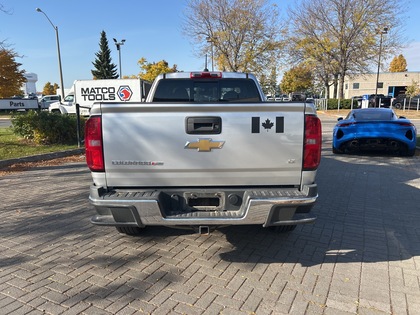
[0,148,85,170]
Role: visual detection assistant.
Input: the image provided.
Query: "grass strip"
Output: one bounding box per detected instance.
[0,127,78,160]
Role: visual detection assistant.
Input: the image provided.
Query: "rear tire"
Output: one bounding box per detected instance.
[332,146,343,154]
[393,102,402,109]
[116,226,144,236]
[402,148,416,157]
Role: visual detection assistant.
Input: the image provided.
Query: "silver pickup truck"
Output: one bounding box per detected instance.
[85,71,322,235]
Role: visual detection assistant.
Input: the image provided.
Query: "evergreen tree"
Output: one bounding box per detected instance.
[91,30,118,79]
[258,74,269,96]
[269,67,278,96]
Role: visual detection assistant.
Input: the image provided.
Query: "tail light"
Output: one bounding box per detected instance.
[303,115,322,170]
[85,116,104,172]
[339,122,356,127]
[397,122,414,127]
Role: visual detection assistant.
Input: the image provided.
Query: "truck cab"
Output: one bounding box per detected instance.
[49,93,75,114]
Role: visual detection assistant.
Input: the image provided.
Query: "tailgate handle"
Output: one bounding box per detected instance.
[186,116,222,134]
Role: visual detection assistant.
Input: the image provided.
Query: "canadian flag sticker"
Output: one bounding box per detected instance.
[251,117,284,133]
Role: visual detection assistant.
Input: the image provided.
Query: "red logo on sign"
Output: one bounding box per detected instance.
[118,86,133,101]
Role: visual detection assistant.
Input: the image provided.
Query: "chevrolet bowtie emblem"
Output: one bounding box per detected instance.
[185,139,225,152]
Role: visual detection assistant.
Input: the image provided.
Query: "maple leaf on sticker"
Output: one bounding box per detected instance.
[262,119,274,131]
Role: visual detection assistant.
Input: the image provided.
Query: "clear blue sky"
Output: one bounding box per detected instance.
[1,0,420,92]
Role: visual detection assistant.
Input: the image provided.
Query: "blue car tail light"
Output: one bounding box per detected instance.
[397,122,414,127]
[338,122,356,127]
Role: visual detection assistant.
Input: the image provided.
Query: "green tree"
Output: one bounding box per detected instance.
[0,48,26,98]
[287,0,406,99]
[259,67,279,96]
[182,0,285,78]
[91,30,118,79]
[389,54,407,72]
[405,80,420,98]
[289,35,339,99]
[137,58,177,82]
[280,64,313,94]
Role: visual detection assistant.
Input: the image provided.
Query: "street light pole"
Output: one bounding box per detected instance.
[113,38,125,78]
[375,27,388,96]
[36,8,65,101]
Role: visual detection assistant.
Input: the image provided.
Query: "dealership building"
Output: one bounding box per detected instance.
[333,71,420,99]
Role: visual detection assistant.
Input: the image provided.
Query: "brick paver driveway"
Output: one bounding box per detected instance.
[1,132,420,314]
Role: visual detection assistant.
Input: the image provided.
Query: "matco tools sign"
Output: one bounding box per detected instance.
[74,79,141,106]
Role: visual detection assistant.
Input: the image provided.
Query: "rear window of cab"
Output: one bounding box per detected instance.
[152,79,261,103]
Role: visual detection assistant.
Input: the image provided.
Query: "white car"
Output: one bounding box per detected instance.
[39,95,61,109]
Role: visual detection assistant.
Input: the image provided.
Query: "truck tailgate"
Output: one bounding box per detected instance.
[99,102,306,187]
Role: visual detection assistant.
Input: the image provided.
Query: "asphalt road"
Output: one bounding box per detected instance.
[0,118,11,128]
[0,114,419,314]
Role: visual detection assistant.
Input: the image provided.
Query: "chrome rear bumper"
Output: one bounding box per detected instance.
[89,184,317,227]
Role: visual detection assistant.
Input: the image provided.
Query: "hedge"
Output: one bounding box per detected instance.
[325,99,360,110]
[11,111,85,145]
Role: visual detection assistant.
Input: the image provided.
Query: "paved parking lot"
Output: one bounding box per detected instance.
[1,121,420,314]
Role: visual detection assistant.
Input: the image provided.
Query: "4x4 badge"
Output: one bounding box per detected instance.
[185,139,225,152]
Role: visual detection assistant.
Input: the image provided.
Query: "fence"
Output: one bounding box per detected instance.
[314,97,420,111]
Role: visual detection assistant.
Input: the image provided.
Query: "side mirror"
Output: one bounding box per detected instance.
[337,117,343,121]
[399,116,406,119]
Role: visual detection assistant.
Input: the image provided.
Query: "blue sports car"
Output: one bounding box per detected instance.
[332,108,417,156]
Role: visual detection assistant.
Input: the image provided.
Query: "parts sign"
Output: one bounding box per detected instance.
[0,98,39,110]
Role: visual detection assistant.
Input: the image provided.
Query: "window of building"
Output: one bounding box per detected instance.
[353,83,360,89]
[377,82,383,89]
[345,83,348,90]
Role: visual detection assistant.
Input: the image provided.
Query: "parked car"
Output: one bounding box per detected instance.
[291,92,306,101]
[332,108,417,156]
[368,94,391,108]
[392,94,420,110]
[38,95,61,109]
